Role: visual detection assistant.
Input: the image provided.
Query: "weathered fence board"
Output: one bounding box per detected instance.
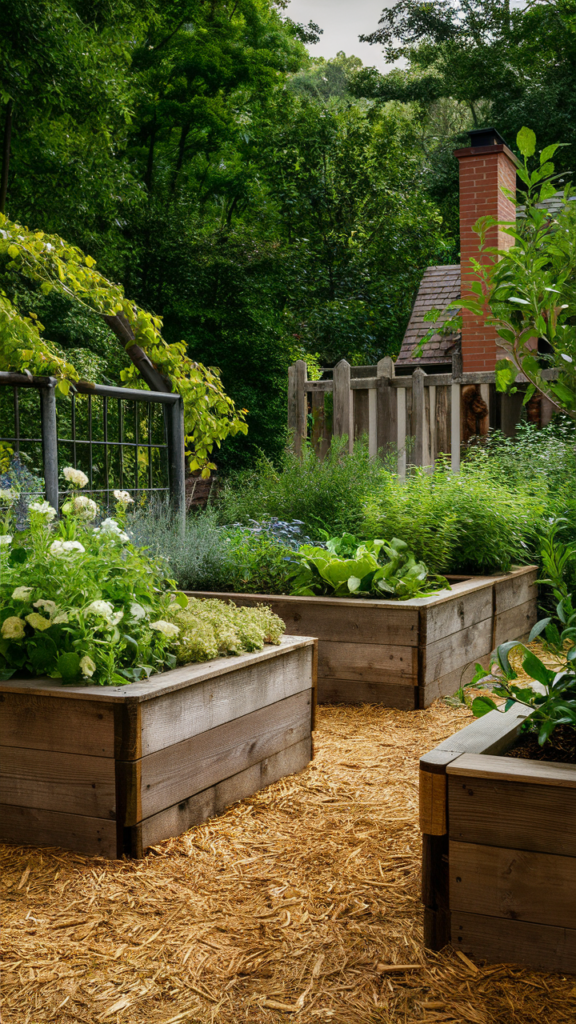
[288,357,560,471]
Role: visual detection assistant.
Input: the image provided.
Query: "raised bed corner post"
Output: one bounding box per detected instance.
[333,359,353,454]
[166,394,186,531]
[39,378,59,512]
[419,753,452,950]
[287,360,308,456]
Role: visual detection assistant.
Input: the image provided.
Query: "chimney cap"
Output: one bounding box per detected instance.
[467,126,511,149]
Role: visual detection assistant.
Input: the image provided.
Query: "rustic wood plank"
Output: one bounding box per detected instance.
[0,692,114,756]
[435,385,450,456]
[287,360,307,455]
[139,644,313,756]
[420,706,531,775]
[318,641,417,684]
[333,359,352,452]
[451,381,461,471]
[317,678,417,709]
[0,746,116,817]
[397,386,407,479]
[450,840,576,929]
[447,752,576,788]
[0,803,118,859]
[493,598,537,648]
[311,390,329,459]
[451,911,576,974]
[420,588,493,646]
[135,689,312,821]
[412,367,426,466]
[136,738,312,855]
[419,770,447,835]
[419,652,492,709]
[422,834,450,950]
[448,775,576,857]
[423,616,493,684]
[0,636,315,704]
[493,567,537,615]
[376,365,397,457]
[353,387,370,441]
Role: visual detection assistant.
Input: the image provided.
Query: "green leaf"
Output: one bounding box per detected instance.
[471,696,498,718]
[57,652,81,684]
[522,651,555,688]
[8,547,28,566]
[27,635,58,674]
[173,592,189,609]
[540,144,559,164]
[517,127,536,158]
[529,618,551,642]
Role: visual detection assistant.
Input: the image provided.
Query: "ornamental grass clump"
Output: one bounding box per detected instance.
[0,469,284,685]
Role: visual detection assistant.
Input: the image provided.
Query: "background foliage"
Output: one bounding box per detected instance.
[1,0,575,466]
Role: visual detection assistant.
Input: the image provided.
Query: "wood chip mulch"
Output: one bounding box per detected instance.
[2,700,576,1024]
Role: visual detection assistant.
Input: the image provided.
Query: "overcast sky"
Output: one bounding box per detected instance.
[286,0,394,70]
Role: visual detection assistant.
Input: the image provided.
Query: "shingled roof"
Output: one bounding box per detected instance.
[396,265,460,366]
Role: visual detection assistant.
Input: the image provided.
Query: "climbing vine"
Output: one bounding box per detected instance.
[0,214,247,474]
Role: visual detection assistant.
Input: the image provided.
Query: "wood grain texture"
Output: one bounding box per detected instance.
[423,616,492,684]
[419,652,492,709]
[317,678,417,710]
[0,746,116,818]
[420,588,493,646]
[318,641,417,684]
[493,567,538,614]
[449,840,576,928]
[139,645,313,756]
[493,598,537,648]
[447,752,576,787]
[419,769,447,835]
[448,775,576,857]
[136,689,312,821]
[0,803,118,859]
[0,692,114,756]
[136,738,312,855]
[433,705,531,758]
[422,834,450,950]
[451,911,576,974]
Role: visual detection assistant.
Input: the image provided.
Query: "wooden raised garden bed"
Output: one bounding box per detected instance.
[0,635,316,860]
[190,566,537,710]
[420,704,576,973]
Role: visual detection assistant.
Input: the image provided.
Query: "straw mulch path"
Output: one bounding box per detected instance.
[2,700,575,1024]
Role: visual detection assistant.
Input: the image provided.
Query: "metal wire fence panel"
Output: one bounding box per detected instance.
[0,373,185,512]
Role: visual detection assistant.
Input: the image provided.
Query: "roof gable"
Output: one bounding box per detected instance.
[396,265,460,366]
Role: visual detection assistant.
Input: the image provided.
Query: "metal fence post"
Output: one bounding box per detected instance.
[40,381,59,511]
[166,395,186,526]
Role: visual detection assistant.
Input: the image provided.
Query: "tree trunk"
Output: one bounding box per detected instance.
[0,99,13,214]
[102,312,172,393]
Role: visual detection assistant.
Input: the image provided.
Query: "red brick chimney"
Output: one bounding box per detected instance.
[454,128,518,372]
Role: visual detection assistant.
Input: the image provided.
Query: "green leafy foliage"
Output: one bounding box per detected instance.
[0,471,283,684]
[288,533,448,600]
[450,523,576,746]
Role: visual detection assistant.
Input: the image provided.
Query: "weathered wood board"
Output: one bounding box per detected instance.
[420,702,576,972]
[190,566,537,709]
[0,636,316,860]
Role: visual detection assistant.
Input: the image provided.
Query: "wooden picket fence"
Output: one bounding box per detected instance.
[288,355,558,476]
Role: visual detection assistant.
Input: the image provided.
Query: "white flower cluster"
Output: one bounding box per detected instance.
[63,466,89,488]
[1,616,25,639]
[49,539,86,555]
[0,488,16,504]
[0,534,12,546]
[113,489,134,505]
[93,517,128,542]
[80,655,96,678]
[29,500,57,522]
[12,586,33,601]
[85,600,124,625]
[150,619,180,638]
[62,495,98,522]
